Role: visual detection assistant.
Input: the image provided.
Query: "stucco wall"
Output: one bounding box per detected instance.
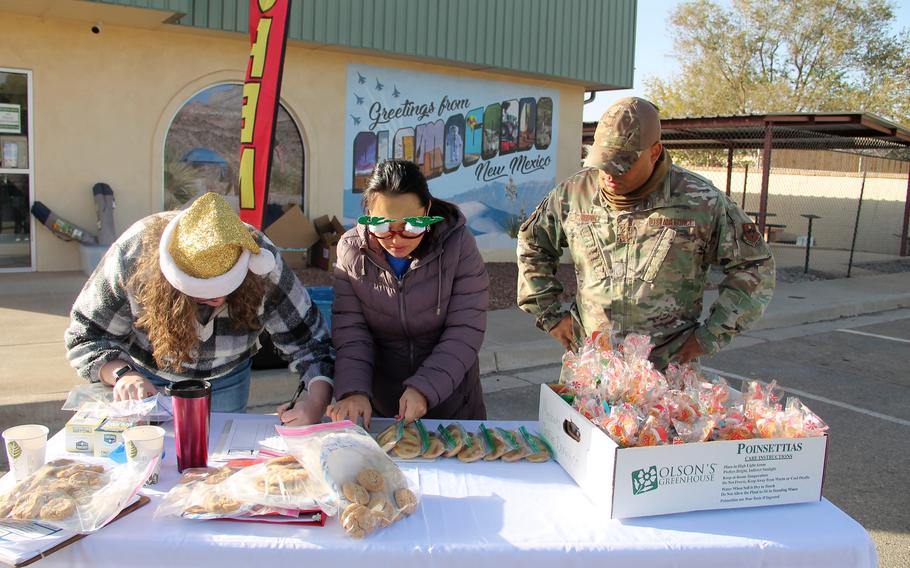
[1,11,583,270]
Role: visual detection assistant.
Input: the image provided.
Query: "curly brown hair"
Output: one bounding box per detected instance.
[127,216,267,372]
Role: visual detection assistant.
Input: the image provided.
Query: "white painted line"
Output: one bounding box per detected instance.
[702,366,910,428]
[835,328,910,344]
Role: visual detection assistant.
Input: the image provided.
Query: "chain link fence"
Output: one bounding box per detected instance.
[664,125,910,280]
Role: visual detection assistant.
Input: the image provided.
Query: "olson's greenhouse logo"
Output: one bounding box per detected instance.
[631,466,659,495]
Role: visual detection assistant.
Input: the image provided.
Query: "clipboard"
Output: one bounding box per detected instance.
[9,495,150,568]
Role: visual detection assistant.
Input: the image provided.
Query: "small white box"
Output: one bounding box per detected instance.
[538,384,828,519]
[93,418,135,457]
[65,405,106,454]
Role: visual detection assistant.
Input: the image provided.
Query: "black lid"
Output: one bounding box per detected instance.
[165,379,212,398]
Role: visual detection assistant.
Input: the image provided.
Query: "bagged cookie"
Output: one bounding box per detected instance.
[456,433,484,462]
[478,424,511,461]
[220,455,318,510]
[0,457,156,533]
[375,421,404,452]
[521,428,554,463]
[438,423,467,458]
[278,421,420,538]
[156,464,293,520]
[421,433,446,459]
[501,429,532,462]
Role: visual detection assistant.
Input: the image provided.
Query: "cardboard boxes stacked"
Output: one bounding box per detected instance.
[537,384,828,519]
[309,215,345,271]
[263,205,345,271]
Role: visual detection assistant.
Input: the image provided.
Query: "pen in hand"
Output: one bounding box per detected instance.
[281,381,307,423]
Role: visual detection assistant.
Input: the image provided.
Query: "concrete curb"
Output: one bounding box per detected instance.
[754,293,910,331]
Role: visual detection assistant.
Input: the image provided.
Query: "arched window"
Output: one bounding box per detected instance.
[163,84,305,228]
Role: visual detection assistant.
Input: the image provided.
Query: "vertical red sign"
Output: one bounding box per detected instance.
[238,0,291,228]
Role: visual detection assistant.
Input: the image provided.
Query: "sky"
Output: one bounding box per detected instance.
[582,0,910,122]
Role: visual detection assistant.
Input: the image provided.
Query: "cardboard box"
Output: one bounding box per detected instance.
[264,206,320,270]
[309,215,345,271]
[93,418,135,458]
[538,384,828,519]
[65,404,106,454]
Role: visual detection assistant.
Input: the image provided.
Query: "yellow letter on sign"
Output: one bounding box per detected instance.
[258,0,278,11]
[249,17,273,79]
[239,147,256,209]
[240,82,261,144]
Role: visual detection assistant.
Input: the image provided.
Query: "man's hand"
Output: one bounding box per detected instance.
[278,380,333,426]
[398,387,428,424]
[112,374,158,401]
[674,331,706,364]
[328,393,373,429]
[548,315,577,352]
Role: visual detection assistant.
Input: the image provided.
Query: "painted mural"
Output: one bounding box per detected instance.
[343,64,559,248]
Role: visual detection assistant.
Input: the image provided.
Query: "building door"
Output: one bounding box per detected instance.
[0,68,33,271]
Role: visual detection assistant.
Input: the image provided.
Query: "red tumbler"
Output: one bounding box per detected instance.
[165,380,211,472]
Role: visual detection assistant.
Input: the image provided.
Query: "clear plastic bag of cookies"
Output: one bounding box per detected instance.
[155,464,294,520]
[220,455,318,510]
[437,422,468,457]
[520,427,554,463]
[277,421,420,538]
[476,423,515,461]
[376,420,430,460]
[0,457,156,533]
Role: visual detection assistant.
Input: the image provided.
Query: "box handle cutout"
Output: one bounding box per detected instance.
[563,419,581,443]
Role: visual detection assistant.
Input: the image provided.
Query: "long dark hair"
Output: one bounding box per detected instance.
[362,159,460,257]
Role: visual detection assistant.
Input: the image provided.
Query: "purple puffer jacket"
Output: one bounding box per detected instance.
[332,210,489,420]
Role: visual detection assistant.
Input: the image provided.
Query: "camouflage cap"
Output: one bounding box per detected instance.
[584,97,661,176]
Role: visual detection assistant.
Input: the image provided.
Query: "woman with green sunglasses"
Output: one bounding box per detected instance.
[329,159,490,427]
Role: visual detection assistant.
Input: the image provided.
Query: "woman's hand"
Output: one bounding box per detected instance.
[112,374,158,401]
[398,387,428,424]
[277,397,328,426]
[278,380,333,426]
[329,394,373,429]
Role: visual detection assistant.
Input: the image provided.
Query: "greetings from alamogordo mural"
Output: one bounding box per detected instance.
[343,64,559,248]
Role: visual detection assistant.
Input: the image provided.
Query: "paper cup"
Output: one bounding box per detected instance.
[122,425,166,485]
[3,424,49,481]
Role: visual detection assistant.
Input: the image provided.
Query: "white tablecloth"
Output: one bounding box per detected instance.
[12,414,877,568]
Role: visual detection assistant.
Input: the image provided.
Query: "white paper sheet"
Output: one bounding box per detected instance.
[209,417,282,461]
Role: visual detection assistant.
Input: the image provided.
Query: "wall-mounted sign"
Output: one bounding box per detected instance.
[0,103,21,134]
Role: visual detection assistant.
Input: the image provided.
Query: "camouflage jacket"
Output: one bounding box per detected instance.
[517,163,775,369]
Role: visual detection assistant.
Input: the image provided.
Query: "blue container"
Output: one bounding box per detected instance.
[306,286,333,328]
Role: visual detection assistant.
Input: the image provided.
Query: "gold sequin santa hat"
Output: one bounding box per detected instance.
[158,193,275,298]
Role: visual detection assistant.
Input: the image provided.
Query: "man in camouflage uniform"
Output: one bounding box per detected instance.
[517,97,774,369]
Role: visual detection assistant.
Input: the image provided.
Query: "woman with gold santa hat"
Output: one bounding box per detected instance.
[65,192,333,425]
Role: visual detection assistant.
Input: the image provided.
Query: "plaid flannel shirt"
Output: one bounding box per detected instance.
[64,213,334,390]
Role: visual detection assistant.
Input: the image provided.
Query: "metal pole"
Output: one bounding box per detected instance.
[759,124,773,237]
[725,147,734,196]
[847,172,867,278]
[901,166,910,257]
[804,217,814,274]
[741,163,749,209]
[801,214,821,274]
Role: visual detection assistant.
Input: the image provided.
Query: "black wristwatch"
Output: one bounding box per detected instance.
[113,364,135,382]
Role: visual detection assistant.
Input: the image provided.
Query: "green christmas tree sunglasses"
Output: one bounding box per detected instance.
[357,215,444,239]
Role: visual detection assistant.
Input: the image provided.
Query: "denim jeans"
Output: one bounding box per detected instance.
[143,360,252,414]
